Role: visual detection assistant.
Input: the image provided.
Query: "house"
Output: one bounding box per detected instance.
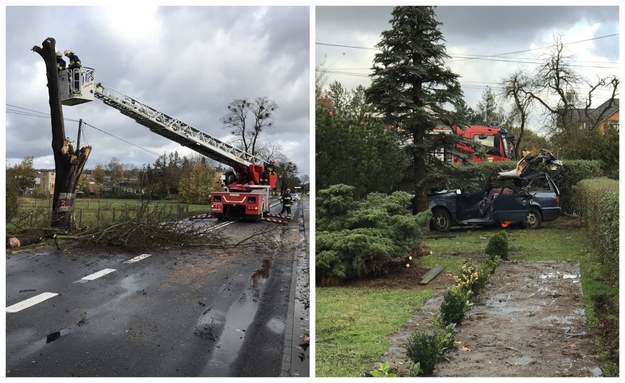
[34,170,55,196]
[566,98,619,134]
[594,98,619,134]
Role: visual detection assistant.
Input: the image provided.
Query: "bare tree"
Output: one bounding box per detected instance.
[524,35,619,156]
[502,71,533,159]
[32,37,91,230]
[254,142,284,163]
[315,62,328,102]
[222,97,278,156]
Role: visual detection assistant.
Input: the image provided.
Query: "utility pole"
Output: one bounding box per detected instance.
[32,37,92,230]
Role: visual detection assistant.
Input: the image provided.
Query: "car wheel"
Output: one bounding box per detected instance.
[430,208,451,232]
[524,207,542,229]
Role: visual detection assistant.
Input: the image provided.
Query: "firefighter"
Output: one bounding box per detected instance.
[56,51,66,71]
[64,49,81,69]
[280,188,293,216]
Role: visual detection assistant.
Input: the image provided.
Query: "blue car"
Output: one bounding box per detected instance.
[428,150,562,232]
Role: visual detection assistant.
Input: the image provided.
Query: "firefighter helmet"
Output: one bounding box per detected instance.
[56,51,62,57]
[64,49,72,56]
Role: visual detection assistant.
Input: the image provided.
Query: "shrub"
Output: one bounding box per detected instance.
[316,186,424,285]
[440,286,473,326]
[481,256,501,276]
[485,231,508,260]
[406,323,455,376]
[406,332,443,376]
[453,262,479,293]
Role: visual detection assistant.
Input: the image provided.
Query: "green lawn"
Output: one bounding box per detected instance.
[315,287,433,377]
[316,216,618,376]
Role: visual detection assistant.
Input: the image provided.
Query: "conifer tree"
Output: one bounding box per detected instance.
[365,6,465,212]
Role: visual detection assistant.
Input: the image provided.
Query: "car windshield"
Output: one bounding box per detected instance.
[474,135,495,151]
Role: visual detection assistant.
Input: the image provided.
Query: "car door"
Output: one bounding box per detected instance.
[490,184,531,223]
[456,175,488,221]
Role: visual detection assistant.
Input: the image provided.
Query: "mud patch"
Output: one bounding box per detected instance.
[381,261,602,377]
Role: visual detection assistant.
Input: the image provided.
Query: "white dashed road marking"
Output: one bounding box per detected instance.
[124,254,152,264]
[75,268,117,283]
[7,292,59,313]
[9,255,153,313]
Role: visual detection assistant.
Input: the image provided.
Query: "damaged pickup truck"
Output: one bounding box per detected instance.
[428,150,563,232]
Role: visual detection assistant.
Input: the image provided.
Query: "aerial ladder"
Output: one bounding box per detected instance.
[58,66,290,224]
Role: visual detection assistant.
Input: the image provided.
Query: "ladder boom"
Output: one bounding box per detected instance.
[93,82,267,169]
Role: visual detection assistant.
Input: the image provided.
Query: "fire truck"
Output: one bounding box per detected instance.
[433,124,515,162]
[58,66,287,223]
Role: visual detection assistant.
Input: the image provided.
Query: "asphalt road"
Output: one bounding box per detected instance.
[6,199,308,377]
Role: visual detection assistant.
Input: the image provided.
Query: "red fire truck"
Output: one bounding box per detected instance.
[59,66,287,223]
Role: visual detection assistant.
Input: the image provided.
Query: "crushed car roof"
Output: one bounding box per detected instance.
[498,149,562,180]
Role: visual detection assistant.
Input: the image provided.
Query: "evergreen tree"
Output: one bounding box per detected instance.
[475,86,506,126]
[365,6,464,212]
[316,104,407,198]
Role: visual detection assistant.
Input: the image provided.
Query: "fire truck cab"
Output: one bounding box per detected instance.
[454,125,515,162]
[433,124,515,163]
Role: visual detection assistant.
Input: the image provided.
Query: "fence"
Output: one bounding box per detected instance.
[10,198,200,230]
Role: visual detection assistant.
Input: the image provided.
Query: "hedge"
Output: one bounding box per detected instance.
[558,160,604,214]
[572,177,619,284]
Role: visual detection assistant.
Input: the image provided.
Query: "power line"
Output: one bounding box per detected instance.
[80,121,161,156]
[317,32,620,68]
[6,104,161,157]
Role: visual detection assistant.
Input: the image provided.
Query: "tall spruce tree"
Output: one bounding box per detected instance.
[365,6,464,212]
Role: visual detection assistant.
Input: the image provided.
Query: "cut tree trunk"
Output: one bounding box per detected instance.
[32,37,91,230]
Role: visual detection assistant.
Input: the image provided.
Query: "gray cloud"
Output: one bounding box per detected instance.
[6,6,310,177]
[316,6,619,112]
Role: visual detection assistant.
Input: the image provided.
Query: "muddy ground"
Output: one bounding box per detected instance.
[377,261,603,377]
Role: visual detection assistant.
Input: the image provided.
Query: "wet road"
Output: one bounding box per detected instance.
[6,199,309,377]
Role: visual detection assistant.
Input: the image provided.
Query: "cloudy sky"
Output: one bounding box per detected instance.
[5,6,310,177]
[316,5,619,132]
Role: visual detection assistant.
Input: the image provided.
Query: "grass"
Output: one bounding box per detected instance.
[315,287,434,377]
[316,216,619,377]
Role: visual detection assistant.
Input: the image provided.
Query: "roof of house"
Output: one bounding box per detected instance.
[566,98,619,125]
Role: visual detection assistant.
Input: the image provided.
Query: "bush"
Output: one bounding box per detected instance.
[440,286,473,326]
[406,332,443,376]
[316,186,423,285]
[453,262,479,293]
[485,231,509,260]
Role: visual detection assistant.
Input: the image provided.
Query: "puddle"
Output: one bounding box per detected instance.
[266,318,285,334]
[251,258,272,300]
[201,258,273,376]
[515,356,534,366]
